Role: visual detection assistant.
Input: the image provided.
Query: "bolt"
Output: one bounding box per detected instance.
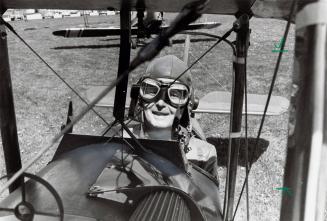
[0,31,7,39]
[18,204,31,215]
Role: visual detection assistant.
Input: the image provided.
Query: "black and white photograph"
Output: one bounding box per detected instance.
[0,0,326,220]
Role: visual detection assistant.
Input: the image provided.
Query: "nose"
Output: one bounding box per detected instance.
[156,99,167,110]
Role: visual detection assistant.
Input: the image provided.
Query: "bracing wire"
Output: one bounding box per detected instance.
[170,26,236,86]
[244,55,250,221]
[181,31,236,55]
[101,103,150,139]
[0,17,111,128]
[183,31,236,92]
[189,51,229,91]
[0,63,134,195]
[0,14,263,221]
[83,11,89,28]
[100,28,237,143]
[0,5,297,220]
[232,0,297,219]
[0,24,234,194]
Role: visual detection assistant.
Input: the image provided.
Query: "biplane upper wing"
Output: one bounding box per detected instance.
[0,0,293,19]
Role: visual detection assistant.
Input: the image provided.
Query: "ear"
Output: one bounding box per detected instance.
[191,96,199,110]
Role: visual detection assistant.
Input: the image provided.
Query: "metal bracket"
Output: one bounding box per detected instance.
[230,132,242,138]
[233,56,245,64]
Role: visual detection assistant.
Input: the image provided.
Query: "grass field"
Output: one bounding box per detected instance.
[0,14,295,220]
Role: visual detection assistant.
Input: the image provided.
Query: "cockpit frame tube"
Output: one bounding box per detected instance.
[113,0,131,121]
[0,12,22,192]
[223,13,250,221]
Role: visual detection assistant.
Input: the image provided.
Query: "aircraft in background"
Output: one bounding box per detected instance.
[0,0,324,221]
[53,10,221,47]
[52,21,220,38]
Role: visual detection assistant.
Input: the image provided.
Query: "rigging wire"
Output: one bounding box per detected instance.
[101,103,150,139]
[189,51,229,91]
[181,31,236,54]
[82,11,89,27]
[0,13,236,196]
[183,31,236,92]
[244,55,250,221]
[103,28,237,139]
[170,26,236,86]
[98,30,239,155]
[0,25,230,194]
[0,63,135,195]
[0,17,111,127]
[232,0,297,219]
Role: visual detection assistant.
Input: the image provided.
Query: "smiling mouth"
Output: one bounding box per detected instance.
[152,111,169,116]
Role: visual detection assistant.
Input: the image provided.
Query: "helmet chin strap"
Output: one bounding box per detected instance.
[172,106,193,153]
[171,105,191,139]
[172,107,183,140]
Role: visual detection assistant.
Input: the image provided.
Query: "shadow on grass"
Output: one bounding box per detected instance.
[207,137,269,167]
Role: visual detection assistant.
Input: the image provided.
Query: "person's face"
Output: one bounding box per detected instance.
[143,78,178,129]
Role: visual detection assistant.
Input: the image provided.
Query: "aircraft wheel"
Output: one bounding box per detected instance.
[0,172,64,221]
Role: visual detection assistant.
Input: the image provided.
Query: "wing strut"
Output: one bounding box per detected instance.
[113,0,131,121]
[0,16,22,192]
[223,13,250,221]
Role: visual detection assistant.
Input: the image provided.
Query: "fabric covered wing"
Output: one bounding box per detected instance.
[194,91,289,115]
[1,0,294,19]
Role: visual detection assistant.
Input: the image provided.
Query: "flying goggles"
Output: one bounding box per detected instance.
[139,78,190,107]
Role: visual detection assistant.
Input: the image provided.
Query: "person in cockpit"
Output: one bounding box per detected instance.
[131,55,218,179]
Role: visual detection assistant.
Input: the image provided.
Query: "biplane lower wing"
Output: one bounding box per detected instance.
[193,91,289,115]
[86,86,289,116]
[52,22,221,38]
[0,0,293,19]
[86,86,131,108]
